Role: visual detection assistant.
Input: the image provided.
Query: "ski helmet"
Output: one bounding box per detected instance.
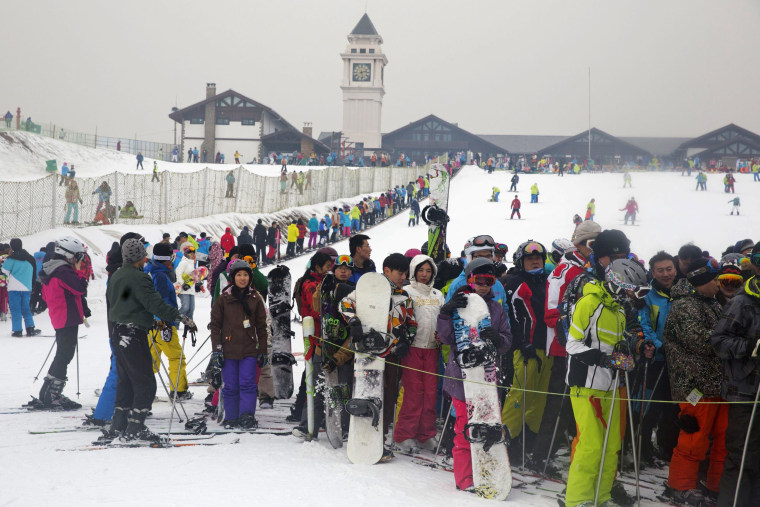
[227,259,253,281]
[463,235,495,261]
[465,257,495,278]
[55,236,86,261]
[604,258,650,300]
[551,238,576,263]
[513,240,547,269]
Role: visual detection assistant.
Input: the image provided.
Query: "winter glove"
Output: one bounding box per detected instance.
[599,352,635,372]
[322,357,337,373]
[579,348,604,366]
[257,354,269,368]
[208,368,222,389]
[348,317,363,341]
[211,351,225,370]
[678,413,700,434]
[520,343,542,370]
[182,283,192,291]
[180,315,197,333]
[441,292,468,316]
[480,327,503,349]
[393,340,410,359]
[195,282,204,293]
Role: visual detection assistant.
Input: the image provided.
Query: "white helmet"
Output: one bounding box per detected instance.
[55,236,86,261]
[551,238,576,257]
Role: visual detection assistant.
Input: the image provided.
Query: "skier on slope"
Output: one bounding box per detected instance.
[729,196,741,215]
[175,242,200,338]
[102,239,197,444]
[530,183,539,203]
[509,173,519,192]
[436,258,510,492]
[620,196,639,225]
[510,195,521,219]
[491,186,500,202]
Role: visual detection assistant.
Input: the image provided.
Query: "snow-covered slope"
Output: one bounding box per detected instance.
[2,164,757,506]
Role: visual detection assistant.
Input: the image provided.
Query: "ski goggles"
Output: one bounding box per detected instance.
[494,243,508,255]
[687,259,720,279]
[468,274,496,287]
[521,242,546,255]
[470,235,495,248]
[58,246,87,262]
[750,253,760,267]
[242,255,257,269]
[153,253,176,263]
[718,273,744,289]
[335,255,353,268]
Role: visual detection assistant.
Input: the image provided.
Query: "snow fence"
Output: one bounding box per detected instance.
[0,165,424,237]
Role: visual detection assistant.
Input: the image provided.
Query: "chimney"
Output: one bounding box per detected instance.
[302,122,313,138]
[301,123,314,156]
[206,83,216,99]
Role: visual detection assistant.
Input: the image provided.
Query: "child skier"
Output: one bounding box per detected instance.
[729,196,741,215]
[620,197,639,225]
[436,258,510,491]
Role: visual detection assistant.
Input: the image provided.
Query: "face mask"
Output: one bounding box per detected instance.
[527,267,543,275]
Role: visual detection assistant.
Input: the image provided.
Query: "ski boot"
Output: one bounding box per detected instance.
[95,406,128,444]
[258,395,274,409]
[12,331,23,337]
[82,413,109,427]
[39,375,82,410]
[238,412,258,429]
[26,327,42,336]
[698,480,718,507]
[170,390,193,401]
[661,484,705,506]
[610,480,636,506]
[119,408,165,445]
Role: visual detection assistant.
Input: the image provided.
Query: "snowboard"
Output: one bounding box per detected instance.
[422,163,451,263]
[319,273,344,449]
[346,273,391,465]
[452,292,511,500]
[268,265,296,399]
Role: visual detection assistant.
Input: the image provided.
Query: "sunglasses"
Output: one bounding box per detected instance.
[471,235,495,247]
[468,274,496,287]
[718,274,744,289]
[242,255,257,270]
[335,254,353,267]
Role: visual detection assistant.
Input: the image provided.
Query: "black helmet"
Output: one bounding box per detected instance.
[513,240,547,269]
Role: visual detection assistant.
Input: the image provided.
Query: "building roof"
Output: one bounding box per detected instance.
[478,135,569,155]
[619,137,692,157]
[261,130,330,154]
[383,114,506,154]
[539,127,653,159]
[351,13,379,36]
[689,136,760,160]
[677,123,760,151]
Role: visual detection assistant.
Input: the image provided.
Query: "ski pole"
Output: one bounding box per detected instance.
[186,351,212,377]
[543,385,569,476]
[594,371,619,507]
[185,334,210,370]
[522,360,528,471]
[636,360,649,483]
[434,398,453,465]
[624,370,641,505]
[33,340,57,383]
[733,380,760,507]
[149,335,185,422]
[168,333,189,436]
[75,337,80,399]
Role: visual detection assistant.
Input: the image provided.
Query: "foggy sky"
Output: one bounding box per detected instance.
[5,0,760,144]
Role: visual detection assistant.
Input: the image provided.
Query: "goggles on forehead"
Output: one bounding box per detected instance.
[495,243,508,255]
[718,273,744,289]
[471,235,495,247]
[522,242,545,255]
[153,253,176,263]
[468,273,496,287]
[687,260,720,280]
[751,253,760,267]
[242,255,257,270]
[335,255,353,268]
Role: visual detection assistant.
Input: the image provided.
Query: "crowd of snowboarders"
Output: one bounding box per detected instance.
[6,206,760,505]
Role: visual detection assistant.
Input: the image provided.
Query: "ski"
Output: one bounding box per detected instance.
[319,273,345,449]
[59,438,240,451]
[422,163,451,263]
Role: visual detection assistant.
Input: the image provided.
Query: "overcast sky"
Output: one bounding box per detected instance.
[5,0,759,143]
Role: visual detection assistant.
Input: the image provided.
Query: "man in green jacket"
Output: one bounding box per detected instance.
[104,238,197,444]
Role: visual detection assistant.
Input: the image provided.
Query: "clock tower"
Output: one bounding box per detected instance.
[341,13,387,153]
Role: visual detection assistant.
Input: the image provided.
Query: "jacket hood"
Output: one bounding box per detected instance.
[670,277,695,299]
[225,227,231,233]
[409,254,438,287]
[743,276,760,300]
[40,259,69,283]
[145,259,171,275]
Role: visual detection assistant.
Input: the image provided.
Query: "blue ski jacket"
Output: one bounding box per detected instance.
[145,260,179,326]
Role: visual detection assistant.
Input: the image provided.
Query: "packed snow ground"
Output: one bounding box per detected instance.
[2,164,758,505]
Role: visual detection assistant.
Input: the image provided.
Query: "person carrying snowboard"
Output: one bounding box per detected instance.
[393,254,446,452]
[729,196,741,215]
[620,196,639,225]
[436,258,510,492]
[510,195,521,219]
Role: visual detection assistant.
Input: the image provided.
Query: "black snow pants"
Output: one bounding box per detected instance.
[111,323,156,412]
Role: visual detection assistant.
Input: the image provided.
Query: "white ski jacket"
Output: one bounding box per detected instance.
[175,256,197,296]
[406,255,445,349]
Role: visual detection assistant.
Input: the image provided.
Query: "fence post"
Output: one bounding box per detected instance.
[162,171,169,224]
[202,168,210,217]
[50,174,57,229]
[234,166,243,213]
[113,171,119,224]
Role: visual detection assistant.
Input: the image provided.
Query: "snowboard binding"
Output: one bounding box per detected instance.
[463,423,507,452]
[354,329,393,355]
[346,397,382,429]
[271,352,297,366]
[455,341,497,369]
[421,204,450,226]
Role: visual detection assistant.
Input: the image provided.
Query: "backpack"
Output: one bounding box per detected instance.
[292,274,307,315]
[556,271,594,348]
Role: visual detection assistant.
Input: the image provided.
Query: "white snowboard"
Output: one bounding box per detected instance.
[347,273,391,465]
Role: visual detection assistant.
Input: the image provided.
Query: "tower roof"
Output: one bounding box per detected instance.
[351,13,379,36]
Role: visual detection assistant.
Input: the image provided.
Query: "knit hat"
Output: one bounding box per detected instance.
[465,258,495,277]
[572,221,602,244]
[238,243,256,259]
[227,259,252,281]
[122,238,147,264]
[404,248,422,258]
[9,238,22,252]
[686,257,719,287]
[592,230,630,258]
[152,243,174,261]
[720,253,743,276]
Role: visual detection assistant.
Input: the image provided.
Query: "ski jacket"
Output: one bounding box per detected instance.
[267,227,277,246]
[319,221,328,233]
[348,259,376,284]
[238,227,254,246]
[505,269,548,351]
[662,278,723,401]
[65,184,82,204]
[565,279,626,391]
[297,224,306,239]
[341,212,351,227]
[323,215,332,229]
[638,281,672,361]
[405,255,445,349]
[530,183,539,195]
[287,224,298,242]
[106,263,182,330]
[39,259,88,329]
[511,198,521,210]
[210,284,268,359]
[411,200,420,214]
[511,174,519,184]
[350,206,361,220]
[175,255,197,296]
[339,277,418,355]
[61,164,69,176]
[136,154,144,162]
[145,260,179,326]
[437,287,510,401]
[1,250,36,291]
[220,228,236,253]
[251,224,266,245]
[299,271,324,335]
[207,243,225,294]
[308,217,319,232]
[711,276,760,401]
[92,185,112,202]
[446,271,508,315]
[406,183,415,196]
[587,201,596,215]
[621,200,638,214]
[544,251,589,357]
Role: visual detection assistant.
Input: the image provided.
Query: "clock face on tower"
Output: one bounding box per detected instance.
[352,63,371,82]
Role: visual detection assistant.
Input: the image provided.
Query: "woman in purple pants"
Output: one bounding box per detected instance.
[209,260,268,429]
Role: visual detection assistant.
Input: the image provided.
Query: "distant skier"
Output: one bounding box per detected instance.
[225,170,235,198]
[530,182,539,203]
[510,194,521,219]
[724,171,736,193]
[696,171,707,191]
[151,161,159,182]
[491,186,500,202]
[623,172,632,188]
[585,198,596,221]
[234,151,241,164]
[620,197,639,225]
[509,173,519,192]
[729,196,741,215]
[4,110,12,128]
[136,152,144,170]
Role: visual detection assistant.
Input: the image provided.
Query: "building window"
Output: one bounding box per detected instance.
[369,49,375,53]
[190,118,204,124]
[216,118,230,125]
[351,48,357,53]
[360,48,366,53]
[241,119,256,126]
